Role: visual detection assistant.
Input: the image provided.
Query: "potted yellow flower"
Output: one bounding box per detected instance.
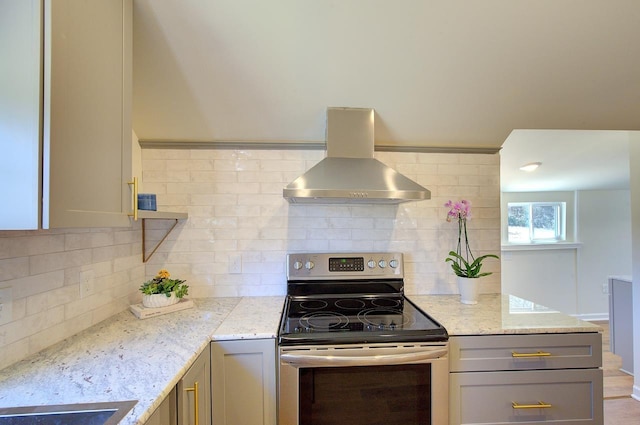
[140,269,189,308]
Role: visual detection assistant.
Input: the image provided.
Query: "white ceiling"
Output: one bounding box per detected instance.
[132,0,640,149]
[500,130,631,192]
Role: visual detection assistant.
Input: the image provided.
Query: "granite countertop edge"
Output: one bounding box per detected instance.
[0,293,599,424]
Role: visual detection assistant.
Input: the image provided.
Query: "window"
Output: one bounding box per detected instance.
[507,202,565,243]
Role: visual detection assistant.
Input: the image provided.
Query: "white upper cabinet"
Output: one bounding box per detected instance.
[0,0,42,229]
[0,0,133,230]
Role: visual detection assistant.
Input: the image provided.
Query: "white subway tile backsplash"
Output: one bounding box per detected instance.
[26,285,79,316]
[0,227,141,370]
[10,271,64,299]
[0,148,500,371]
[0,257,30,282]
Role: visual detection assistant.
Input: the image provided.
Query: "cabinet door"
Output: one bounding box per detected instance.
[178,345,212,425]
[0,0,41,230]
[211,339,276,425]
[43,0,132,228]
[146,387,177,425]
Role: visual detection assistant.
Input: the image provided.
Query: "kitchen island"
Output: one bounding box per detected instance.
[0,294,600,424]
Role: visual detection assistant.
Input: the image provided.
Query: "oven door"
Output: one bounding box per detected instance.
[279,342,449,425]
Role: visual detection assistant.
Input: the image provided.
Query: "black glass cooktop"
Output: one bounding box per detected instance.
[278,294,448,346]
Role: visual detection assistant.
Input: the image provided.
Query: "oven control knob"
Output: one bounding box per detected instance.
[293,261,303,270]
[378,260,387,268]
[305,261,315,270]
[367,259,376,269]
[389,259,399,269]
[389,322,397,330]
[378,323,385,330]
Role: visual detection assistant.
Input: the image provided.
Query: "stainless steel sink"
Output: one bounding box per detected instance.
[0,400,137,425]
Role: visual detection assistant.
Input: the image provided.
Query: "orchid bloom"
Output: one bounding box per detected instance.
[445,199,471,222]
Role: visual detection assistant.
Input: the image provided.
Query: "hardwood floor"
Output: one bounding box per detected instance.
[591,321,640,424]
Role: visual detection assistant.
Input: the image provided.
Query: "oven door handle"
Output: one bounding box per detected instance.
[280,348,447,367]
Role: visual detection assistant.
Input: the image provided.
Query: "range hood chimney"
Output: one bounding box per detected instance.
[283,107,431,204]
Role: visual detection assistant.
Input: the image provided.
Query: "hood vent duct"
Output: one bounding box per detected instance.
[283,107,431,204]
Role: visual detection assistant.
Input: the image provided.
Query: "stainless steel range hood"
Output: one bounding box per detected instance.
[283,107,431,204]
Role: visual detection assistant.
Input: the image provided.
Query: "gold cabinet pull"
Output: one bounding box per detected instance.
[512,401,552,409]
[127,177,138,221]
[512,350,551,358]
[185,381,199,425]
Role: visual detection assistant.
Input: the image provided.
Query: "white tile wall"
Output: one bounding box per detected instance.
[0,227,142,370]
[141,148,501,298]
[0,148,500,370]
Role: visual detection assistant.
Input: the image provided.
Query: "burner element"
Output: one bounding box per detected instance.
[299,300,328,311]
[357,308,415,331]
[299,312,349,332]
[371,297,401,308]
[334,298,366,310]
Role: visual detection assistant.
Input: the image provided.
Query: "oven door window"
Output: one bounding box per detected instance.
[299,364,432,425]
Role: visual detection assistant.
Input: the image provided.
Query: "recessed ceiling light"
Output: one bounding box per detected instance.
[519,162,542,172]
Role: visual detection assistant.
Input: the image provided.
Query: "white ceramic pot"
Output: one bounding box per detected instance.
[457,276,480,305]
[142,292,179,308]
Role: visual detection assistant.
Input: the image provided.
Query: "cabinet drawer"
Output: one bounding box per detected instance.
[450,333,602,372]
[450,369,603,425]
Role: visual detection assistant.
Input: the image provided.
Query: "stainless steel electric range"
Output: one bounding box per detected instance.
[278,252,449,425]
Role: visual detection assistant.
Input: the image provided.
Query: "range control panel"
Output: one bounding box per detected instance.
[287,252,403,280]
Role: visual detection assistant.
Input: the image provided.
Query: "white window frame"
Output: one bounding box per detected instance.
[507,201,566,243]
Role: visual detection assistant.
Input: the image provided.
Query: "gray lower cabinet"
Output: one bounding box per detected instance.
[145,387,177,425]
[211,339,277,425]
[449,333,603,425]
[146,345,211,425]
[178,344,212,425]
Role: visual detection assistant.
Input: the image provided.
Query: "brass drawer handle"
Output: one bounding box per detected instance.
[185,381,200,425]
[512,401,552,409]
[512,351,551,358]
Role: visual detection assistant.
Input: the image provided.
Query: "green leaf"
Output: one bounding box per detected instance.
[446,251,499,278]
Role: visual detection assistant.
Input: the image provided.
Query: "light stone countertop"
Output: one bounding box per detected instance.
[0,293,597,425]
[211,296,284,341]
[410,294,602,335]
[0,297,283,425]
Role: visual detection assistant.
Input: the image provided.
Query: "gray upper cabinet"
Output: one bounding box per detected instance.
[0,0,133,230]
